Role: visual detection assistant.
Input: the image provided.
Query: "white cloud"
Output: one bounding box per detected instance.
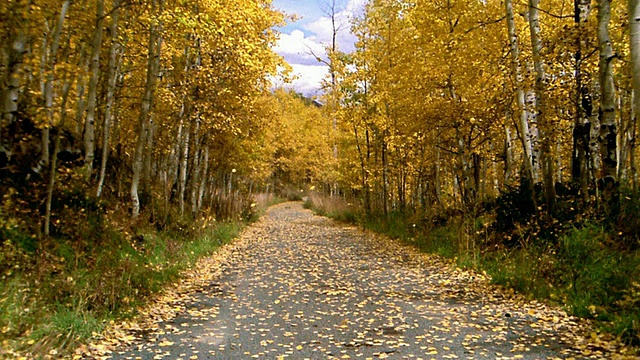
[287,63,329,97]
[272,0,367,96]
[274,29,327,66]
[304,2,361,53]
[346,0,367,13]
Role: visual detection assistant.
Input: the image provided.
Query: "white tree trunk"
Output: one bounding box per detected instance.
[529,0,556,210]
[178,121,190,216]
[629,0,640,193]
[131,0,163,217]
[525,89,541,182]
[505,0,536,183]
[190,118,201,215]
[83,0,105,181]
[97,0,121,198]
[74,54,89,135]
[197,145,209,213]
[597,0,618,211]
[0,22,29,156]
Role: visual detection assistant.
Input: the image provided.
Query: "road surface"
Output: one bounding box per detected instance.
[104,202,619,359]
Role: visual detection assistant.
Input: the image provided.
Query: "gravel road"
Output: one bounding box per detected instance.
[106,202,623,359]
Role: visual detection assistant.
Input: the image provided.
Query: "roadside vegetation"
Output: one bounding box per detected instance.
[0,191,283,358]
[304,190,640,349]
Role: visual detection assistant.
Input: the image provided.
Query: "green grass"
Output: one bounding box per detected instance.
[0,215,246,358]
[305,194,640,348]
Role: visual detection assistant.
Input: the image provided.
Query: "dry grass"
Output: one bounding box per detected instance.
[304,192,358,223]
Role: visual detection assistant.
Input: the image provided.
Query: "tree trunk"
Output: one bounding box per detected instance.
[381,136,389,216]
[168,118,183,203]
[190,117,201,215]
[45,76,73,236]
[178,120,190,217]
[618,90,631,182]
[572,0,593,204]
[97,0,121,198]
[40,0,70,175]
[505,0,536,184]
[197,145,209,213]
[0,15,29,157]
[505,124,514,184]
[629,0,640,194]
[143,117,155,193]
[597,0,619,215]
[83,0,105,181]
[528,0,557,212]
[74,55,89,135]
[131,0,162,217]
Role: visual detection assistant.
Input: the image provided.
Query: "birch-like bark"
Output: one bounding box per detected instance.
[197,145,209,213]
[597,0,618,212]
[353,124,370,214]
[528,0,556,211]
[505,0,535,184]
[74,55,89,135]
[381,136,389,216]
[178,120,190,216]
[131,0,162,217]
[617,91,631,182]
[189,118,201,215]
[505,125,514,184]
[83,0,105,181]
[632,106,639,193]
[435,140,442,205]
[39,1,70,174]
[629,0,640,194]
[0,13,29,156]
[40,31,50,171]
[97,0,121,198]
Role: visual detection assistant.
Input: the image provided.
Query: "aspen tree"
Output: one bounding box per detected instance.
[629,0,640,193]
[131,0,163,217]
[82,0,105,181]
[597,0,618,213]
[528,0,557,212]
[505,0,535,184]
[97,0,121,198]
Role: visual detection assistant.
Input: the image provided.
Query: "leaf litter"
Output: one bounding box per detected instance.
[79,202,637,359]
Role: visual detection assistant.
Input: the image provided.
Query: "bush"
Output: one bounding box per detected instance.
[0,196,249,358]
[494,183,536,233]
[618,191,640,249]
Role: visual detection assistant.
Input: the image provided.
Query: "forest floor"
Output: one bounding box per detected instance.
[80,202,634,359]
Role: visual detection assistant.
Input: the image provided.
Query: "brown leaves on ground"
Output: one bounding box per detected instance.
[81,203,637,359]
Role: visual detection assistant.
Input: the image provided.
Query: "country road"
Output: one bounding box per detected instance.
[103,202,619,359]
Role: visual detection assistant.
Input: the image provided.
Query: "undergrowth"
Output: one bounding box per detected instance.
[305,191,640,349]
[0,192,281,358]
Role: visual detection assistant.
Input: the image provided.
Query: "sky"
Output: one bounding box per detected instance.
[271,0,366,97]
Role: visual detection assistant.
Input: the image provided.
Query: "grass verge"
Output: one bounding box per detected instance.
[0,198,266,358]
[305,192,640,349]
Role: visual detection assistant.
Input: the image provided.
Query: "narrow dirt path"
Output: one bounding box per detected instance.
[104,202,624,359]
